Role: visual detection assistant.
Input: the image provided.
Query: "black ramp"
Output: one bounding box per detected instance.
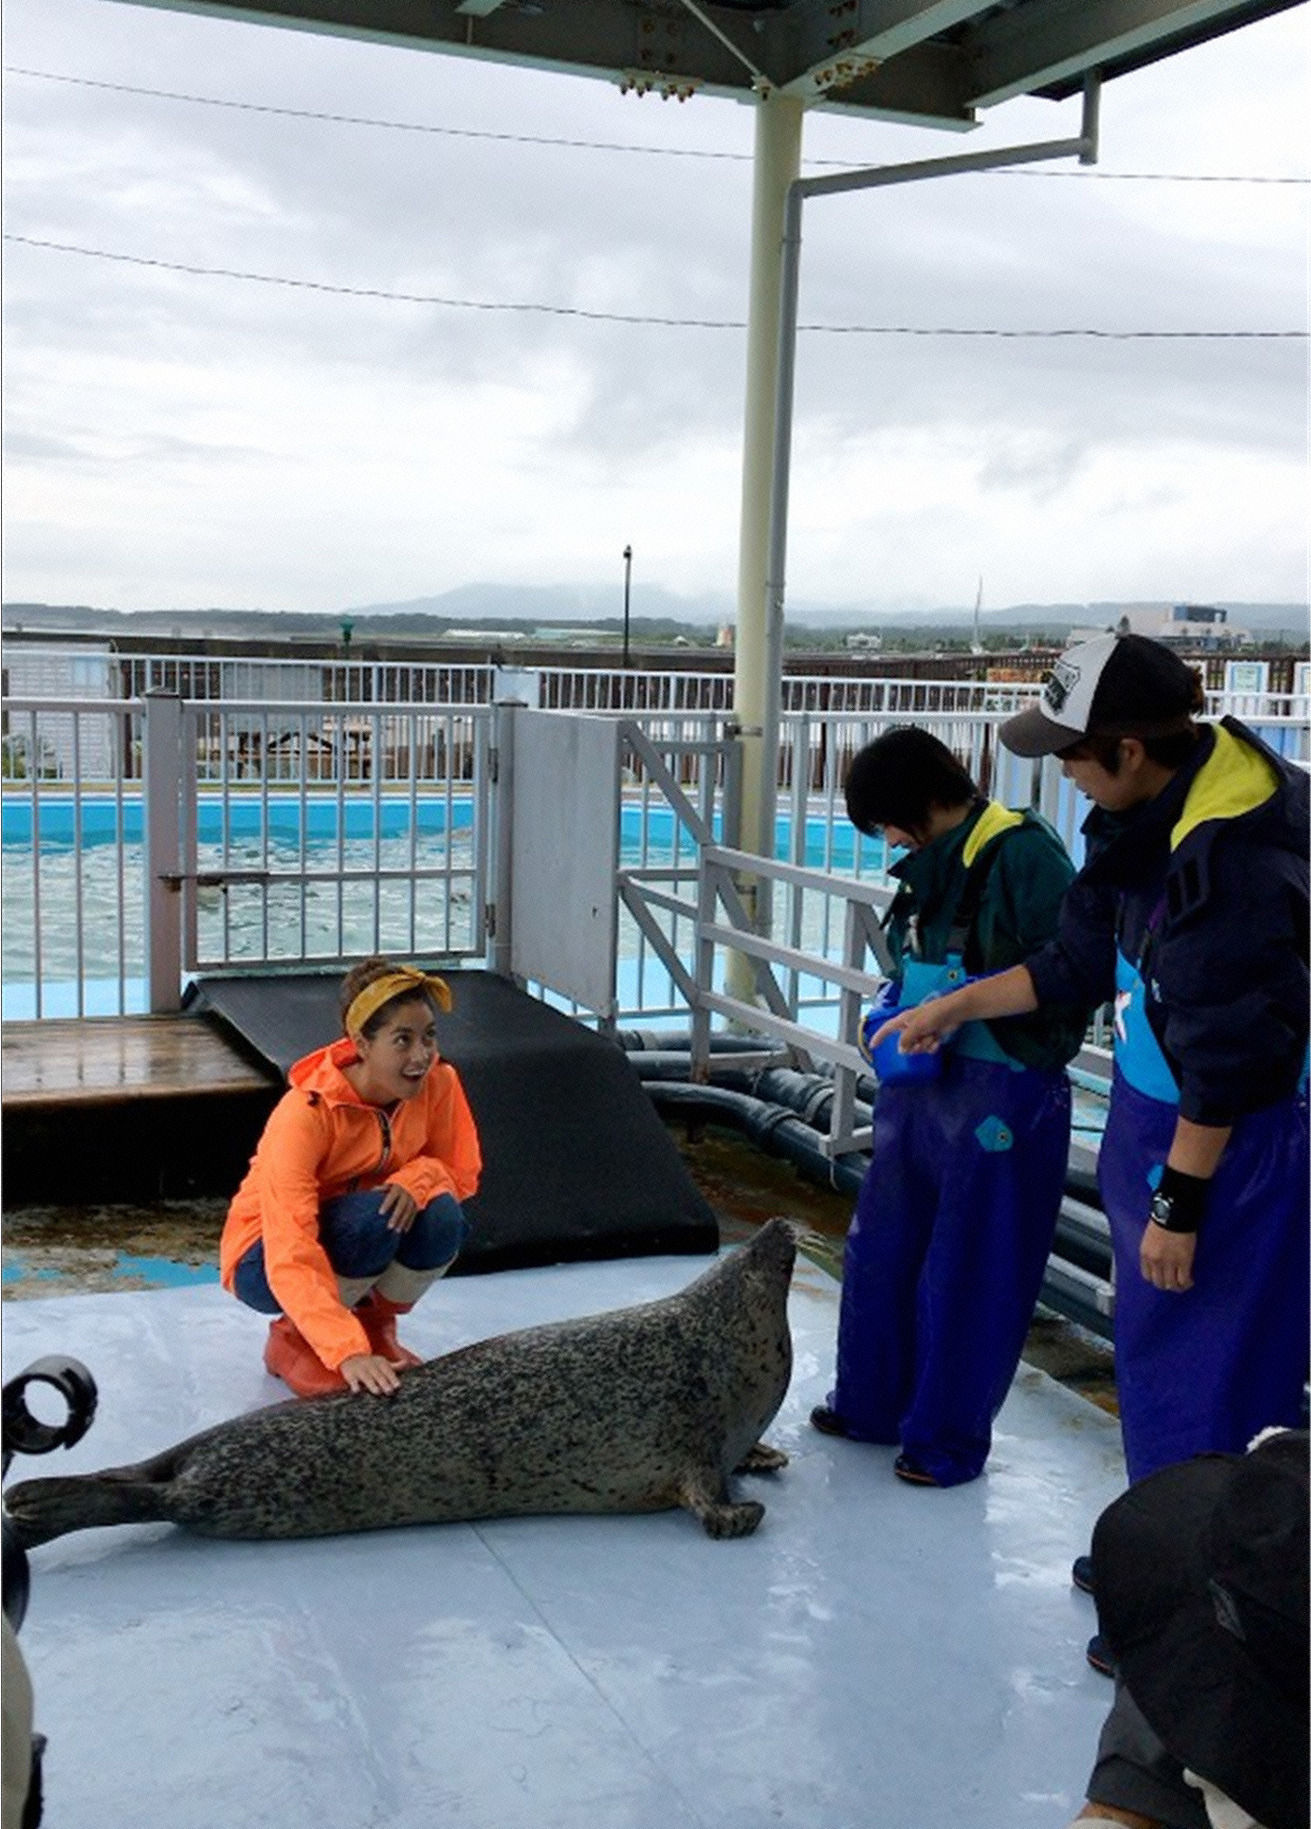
[189,970,719,1272]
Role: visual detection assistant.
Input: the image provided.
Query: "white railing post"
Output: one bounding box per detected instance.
[827,899,864,1157]
[691,857,717,1082]
[487,700,518,978]
[180,704,199,972]
[144,689,184,1012]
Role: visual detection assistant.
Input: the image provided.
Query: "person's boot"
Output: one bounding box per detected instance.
[356,1290,424,1369]
[263,1317,348,1398]
[364,1261,452,1366]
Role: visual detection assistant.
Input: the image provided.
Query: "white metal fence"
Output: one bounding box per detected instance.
[1,698,144,1019]
[0,693,495,1019]
[4,672,1306,1024]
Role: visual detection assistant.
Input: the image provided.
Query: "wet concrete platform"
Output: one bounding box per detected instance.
[3,1251,1125,1829]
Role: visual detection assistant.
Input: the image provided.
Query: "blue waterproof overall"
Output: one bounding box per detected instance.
[1104,946,1309,1484]
[832,953,1072,1486]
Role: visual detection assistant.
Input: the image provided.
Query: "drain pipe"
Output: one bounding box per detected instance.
[756,74,1102,863]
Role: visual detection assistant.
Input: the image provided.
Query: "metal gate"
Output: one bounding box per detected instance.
[142,693,493,1004]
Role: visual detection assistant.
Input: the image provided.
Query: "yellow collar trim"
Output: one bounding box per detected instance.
[1170,725,1277,852]
[962,800,1025,869]
[344,968,452,1041]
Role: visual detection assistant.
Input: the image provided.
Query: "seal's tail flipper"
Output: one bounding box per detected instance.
[4,1465,175,1549]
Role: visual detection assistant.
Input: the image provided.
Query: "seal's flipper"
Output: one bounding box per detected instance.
[676,1470,766,1539]
[734,1443,788,1475]
[5,1455,180,1549]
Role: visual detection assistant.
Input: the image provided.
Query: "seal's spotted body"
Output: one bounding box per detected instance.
[7,1219,795,1547]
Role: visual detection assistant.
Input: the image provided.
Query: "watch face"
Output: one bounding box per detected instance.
[1150,1192,1173,1223]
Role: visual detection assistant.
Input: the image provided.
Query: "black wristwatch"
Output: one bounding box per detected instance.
[1149,1167,1209,1234]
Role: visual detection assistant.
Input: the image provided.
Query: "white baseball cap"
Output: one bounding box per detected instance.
[1000,633,1203,759]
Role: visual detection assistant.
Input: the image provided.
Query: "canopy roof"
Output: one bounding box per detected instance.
[128,0,1300,127]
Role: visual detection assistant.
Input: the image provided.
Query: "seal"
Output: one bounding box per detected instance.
[5,1218,796,1548]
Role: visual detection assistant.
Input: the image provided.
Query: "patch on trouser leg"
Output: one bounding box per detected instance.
[974,1115,1014,1153]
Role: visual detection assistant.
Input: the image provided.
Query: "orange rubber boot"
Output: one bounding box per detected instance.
[357,1291,424,1368]
[263,1317,349,1398]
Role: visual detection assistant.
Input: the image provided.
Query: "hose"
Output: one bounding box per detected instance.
[645,1082,869,1196]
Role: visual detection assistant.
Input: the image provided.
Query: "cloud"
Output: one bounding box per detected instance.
[1,0,1307,611]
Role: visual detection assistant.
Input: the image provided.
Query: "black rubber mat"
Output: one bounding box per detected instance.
[187,971,719,1273]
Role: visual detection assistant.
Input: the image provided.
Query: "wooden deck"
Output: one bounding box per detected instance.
[1,1014,279,1111]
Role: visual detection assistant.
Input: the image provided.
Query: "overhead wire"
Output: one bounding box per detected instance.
[5,233,1307,338]
[3,64,1308,185]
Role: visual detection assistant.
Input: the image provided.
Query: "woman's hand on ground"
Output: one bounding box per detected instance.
[379,1184,418,1232]
[340,1353,402,1395]
[1139,1225,1196,1293]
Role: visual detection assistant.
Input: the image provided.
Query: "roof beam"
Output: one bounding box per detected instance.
[115,0,1300,124]
[961,0,1298,107]
[117,0,769,99]
[773,0,984,98]
[798,37,977,124]
[118,0,984,124]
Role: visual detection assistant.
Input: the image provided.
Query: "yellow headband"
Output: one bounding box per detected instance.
[344,968,452,1041]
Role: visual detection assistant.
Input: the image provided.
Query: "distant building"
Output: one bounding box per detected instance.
[1070,605,1251,651]
[1157,604,1251,649]
[446,627,528,642]
[0,644,117,779]
[844,632,883,652]
[716,624,735,649]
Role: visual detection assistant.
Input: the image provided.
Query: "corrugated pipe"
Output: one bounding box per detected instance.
[617,1029,767,1055]
[645,1082,869,1196]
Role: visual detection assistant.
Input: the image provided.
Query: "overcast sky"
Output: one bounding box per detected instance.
[2,0,1308,617]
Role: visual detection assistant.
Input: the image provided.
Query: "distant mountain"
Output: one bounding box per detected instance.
[345,589,1309,638]
[4,592,1307,643]
[346,583,733,628]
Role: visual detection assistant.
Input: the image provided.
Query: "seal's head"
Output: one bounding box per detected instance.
[747,1217,800,1282]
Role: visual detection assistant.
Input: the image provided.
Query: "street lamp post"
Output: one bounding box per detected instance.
[622,545,633,671]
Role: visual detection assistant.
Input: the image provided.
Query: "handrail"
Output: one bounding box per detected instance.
[704,842,895,907]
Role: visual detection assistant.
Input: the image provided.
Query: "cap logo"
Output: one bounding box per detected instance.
[1207,1577,1246,1642]
[1044,655,1080,716]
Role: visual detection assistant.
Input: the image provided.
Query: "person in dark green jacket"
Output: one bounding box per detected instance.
[812,726,1086,1486]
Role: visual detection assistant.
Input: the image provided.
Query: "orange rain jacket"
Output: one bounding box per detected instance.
[220,1037,482,1371]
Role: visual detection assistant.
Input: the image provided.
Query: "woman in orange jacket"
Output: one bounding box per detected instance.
[220,958,482,1399]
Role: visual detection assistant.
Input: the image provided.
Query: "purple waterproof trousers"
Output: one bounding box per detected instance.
[1100,1071,1309,1484]
[831,1054,1071,1486]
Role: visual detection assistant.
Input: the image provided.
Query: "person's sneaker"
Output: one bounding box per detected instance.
[1085,1631,1117,1678]
[1072,1554,1096,1596]
[809,1405,852,1438]
[893,1454,941,1487]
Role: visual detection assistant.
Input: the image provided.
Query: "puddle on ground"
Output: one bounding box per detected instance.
[2,1200,226,1300]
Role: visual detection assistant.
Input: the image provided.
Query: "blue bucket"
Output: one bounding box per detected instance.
[871,1017,942,1086]
[859,996,942,1086]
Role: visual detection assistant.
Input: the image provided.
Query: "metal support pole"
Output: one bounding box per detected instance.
[731,88,804,992]
[144,689,184,1013]
[757,74,1102,863]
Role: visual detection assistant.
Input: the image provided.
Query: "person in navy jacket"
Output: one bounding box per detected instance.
[871,633,1309,1494]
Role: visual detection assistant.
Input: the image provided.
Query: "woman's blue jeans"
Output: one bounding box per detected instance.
[233,1190,469,1316]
